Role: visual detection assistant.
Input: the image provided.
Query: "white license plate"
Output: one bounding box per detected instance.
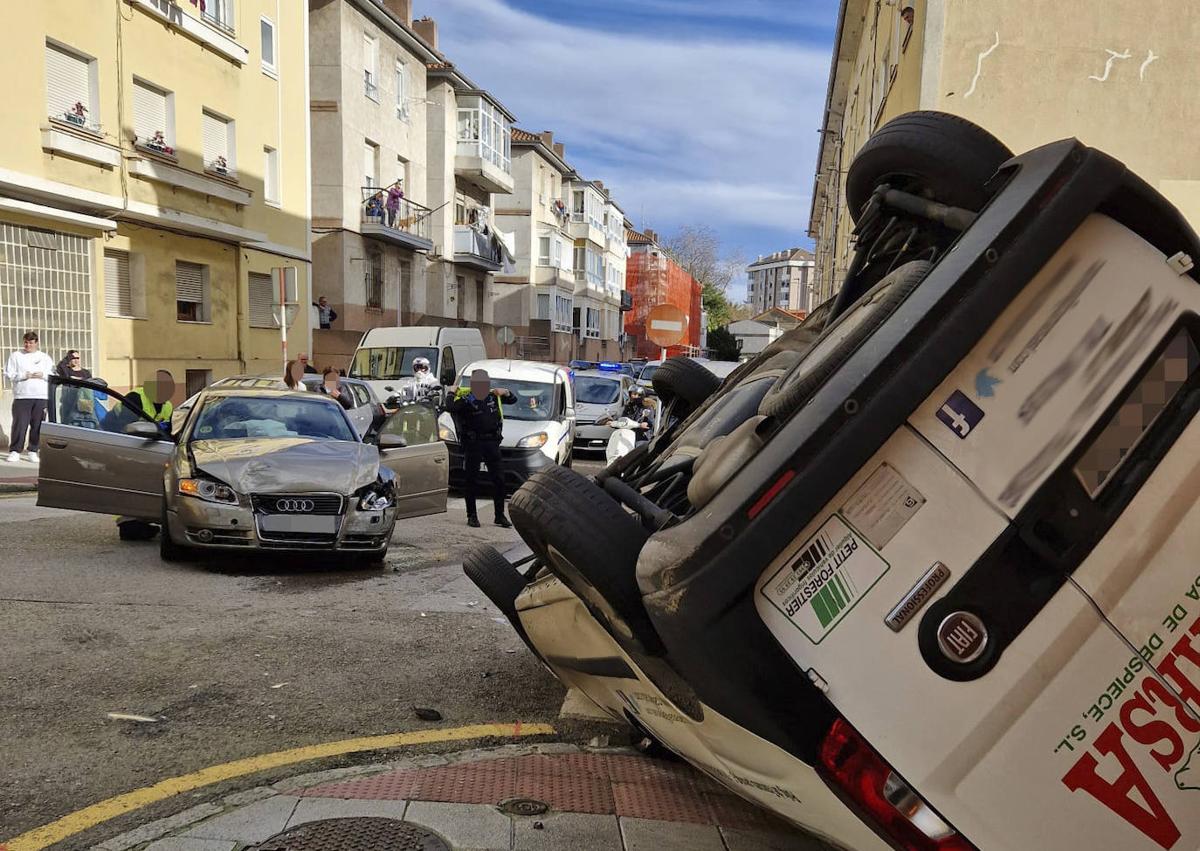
[258,514,338,534]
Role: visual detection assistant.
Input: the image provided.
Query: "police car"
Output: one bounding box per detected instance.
[572,364,636,453]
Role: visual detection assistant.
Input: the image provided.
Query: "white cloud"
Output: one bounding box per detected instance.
[417,0,828,262]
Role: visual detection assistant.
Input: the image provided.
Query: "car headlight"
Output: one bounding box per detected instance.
[438,423,456,442]
[359,491,392,511]
[178,478,238,505]
[517,432,549,448]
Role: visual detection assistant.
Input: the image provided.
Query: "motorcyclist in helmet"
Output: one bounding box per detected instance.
[413,356,440,388]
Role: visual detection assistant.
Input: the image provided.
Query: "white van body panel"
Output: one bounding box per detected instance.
[352,326,486,400]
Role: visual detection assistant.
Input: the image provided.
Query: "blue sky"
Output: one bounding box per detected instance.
[413,0,839,301]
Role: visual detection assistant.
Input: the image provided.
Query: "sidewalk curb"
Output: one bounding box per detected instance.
[0,482,36,494]
[92,742,592,851]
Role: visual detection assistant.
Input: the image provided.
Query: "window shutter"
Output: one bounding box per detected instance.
[104,250,132,317]
[45,43,88,121]
[363,142,376,187]
[202,111,228,166]
[248,272,276,328]
[176,261,204,303]
[132,81,167,145]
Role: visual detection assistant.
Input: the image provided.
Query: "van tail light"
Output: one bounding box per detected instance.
[818,718,975,851]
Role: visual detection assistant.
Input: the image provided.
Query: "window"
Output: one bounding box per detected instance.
[363,34,379,100]
[455,95,511,173]
[363,140,378,188]
[585,307,601,339]
[104,249,145,319]
[248,271,276,328]
[202,109,235,175]
[395,60,408,120]
[175,261,210,322]
[132,78,173,154]
[554,293,573,333]
[185,369,212,398]
[537,237,551,266]
[260,17,277,76]
[366,253,383,309]
[45,41,96,131]
[536,293,550,320]
[263,146,279,204]
[202,0,235,34]
[440,347,455,384]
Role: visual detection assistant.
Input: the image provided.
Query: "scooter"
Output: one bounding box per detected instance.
[601,416,644,465]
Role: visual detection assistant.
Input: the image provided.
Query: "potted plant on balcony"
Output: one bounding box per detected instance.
[209,155,229,176]
[64,101,88,128]
[141,130,175,157]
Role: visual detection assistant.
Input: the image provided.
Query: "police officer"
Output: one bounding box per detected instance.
[447,368,515,528]
[118,369,175,541]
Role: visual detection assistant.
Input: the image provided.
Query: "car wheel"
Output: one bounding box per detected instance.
[846,111,1013,224]
[119,518,158,542]
[651,357,721,409]
[463,544,528,624]
[158,505,191,562]
[509,465,660,653]
[759,260,931,420]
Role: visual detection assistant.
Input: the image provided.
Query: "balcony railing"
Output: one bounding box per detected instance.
[453,225,502,268]
[361,188,432,245]
[364,70,379,100]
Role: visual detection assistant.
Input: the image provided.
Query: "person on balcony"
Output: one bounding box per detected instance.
[385,182,404,228]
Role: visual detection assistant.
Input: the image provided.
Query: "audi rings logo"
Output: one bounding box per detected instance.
[275,498,315,513]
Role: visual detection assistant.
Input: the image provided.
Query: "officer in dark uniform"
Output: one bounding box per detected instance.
[447,368,516,528]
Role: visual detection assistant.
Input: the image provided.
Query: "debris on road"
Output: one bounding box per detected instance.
[106,712,163,723]
[413,707,443,721]
[270,682,289,689]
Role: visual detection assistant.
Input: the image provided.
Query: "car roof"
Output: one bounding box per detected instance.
[201,387,339,403]
[460,359,565,382]
[301,374,367,385]
[574,370,626,381]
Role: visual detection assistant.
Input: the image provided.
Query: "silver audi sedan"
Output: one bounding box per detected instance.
[37,378,448,566]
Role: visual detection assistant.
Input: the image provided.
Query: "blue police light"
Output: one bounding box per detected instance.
[597,362,622,371]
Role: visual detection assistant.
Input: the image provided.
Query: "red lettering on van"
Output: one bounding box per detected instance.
[1120,689,1186,772]
[1062,723,1181,849]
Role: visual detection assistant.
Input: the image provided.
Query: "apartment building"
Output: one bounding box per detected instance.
[494,130,628,362]
[745,247,815,313]
[0,0,310,437]
[624,228,703,359]
[810,0,1200,302]
[308,1,515,366]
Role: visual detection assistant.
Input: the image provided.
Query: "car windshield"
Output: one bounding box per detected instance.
[575,376,621,405]
[639,364,659,382]
[192,395,357,442]
[460,378,556,421]
[349,347,438,380]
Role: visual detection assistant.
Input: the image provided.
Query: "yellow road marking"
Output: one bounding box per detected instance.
[2,721,555,851]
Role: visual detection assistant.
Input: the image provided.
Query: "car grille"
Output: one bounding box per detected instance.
[252,493,344,515]
[257,531,338,549]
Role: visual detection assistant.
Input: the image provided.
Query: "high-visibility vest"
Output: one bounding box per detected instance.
[132,386,173,423]
[453,386,504,419]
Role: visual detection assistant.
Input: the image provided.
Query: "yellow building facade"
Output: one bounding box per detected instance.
[810,0,1200,303]
[0,0,310,431]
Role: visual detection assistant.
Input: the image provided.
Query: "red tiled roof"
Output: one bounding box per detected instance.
[426,61,453,70]
[511,128,540,143]
[627,228,654,245]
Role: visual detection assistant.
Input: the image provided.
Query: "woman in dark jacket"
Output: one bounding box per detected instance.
[56,350,100,429]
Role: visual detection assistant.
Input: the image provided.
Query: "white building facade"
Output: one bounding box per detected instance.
[746,247,816,314]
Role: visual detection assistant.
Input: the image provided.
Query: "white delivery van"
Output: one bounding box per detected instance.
[438,359,575,492]
[348,326,486,402]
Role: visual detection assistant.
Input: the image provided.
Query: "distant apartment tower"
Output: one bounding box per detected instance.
[746,248,815,314]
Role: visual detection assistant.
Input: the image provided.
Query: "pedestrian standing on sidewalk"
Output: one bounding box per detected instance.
[4,331,55,463]
[298,353,318,375]
[446,369,516,528]
[56,349,100,429]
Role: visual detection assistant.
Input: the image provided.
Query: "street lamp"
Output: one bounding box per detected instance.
[272,266,299,370]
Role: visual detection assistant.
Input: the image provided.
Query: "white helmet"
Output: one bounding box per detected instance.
[413,357,431,371]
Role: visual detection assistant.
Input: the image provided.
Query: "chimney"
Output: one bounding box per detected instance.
[539,131,554,149]
[413,16,438,50]
[382,0,412,27]
[645,228,658,243]
[553,142,565,159]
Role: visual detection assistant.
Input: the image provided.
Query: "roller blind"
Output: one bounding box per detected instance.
[104,250,132,317]
[175,261,204,303]
[248,272,275,328]
[132,80,167,145]
[45,43,89,121]
[202,111,229,166]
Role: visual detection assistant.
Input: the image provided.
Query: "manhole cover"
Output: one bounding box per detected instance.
[498,797,549,816]
[248,817,450,851]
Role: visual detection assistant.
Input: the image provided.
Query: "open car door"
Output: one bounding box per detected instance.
[376,402,448,519]
[37,376,174,520]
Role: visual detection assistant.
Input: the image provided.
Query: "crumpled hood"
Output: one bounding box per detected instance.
[190,438,379,494]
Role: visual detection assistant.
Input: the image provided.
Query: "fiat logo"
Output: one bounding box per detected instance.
[275,498,315,513]
[937,611,988,664]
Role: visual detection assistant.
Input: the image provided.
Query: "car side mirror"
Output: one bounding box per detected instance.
[378,433,408,450]
[564,407,576,420]
[125,420,162,438]
[439,368,455,386]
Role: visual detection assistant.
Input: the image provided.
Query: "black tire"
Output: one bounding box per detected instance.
[759,261,931,419]
[158,505,190,562]
[509,465,658,652]
[463,544,527,623]
[119,519,157,542]
[651,357,721,408]
[846,111,1012,224]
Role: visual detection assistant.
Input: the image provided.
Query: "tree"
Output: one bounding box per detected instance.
[706,326,741,361]
[664,225,747,331]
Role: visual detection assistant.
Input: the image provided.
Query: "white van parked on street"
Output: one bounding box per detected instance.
[349,326,486,403]
[438,359,575,492]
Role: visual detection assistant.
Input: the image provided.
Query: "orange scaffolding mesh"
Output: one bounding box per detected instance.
[623,247,703,359]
